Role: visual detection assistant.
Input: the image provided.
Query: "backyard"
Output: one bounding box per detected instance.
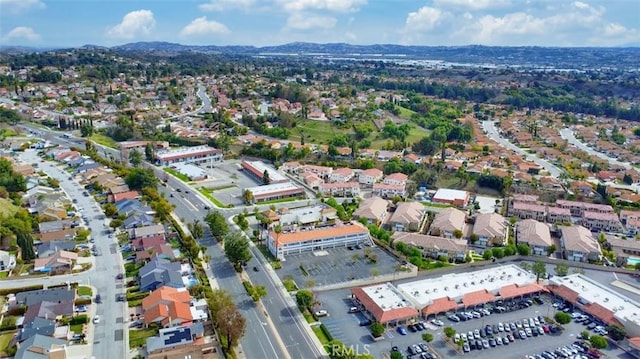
[129,327,158,348]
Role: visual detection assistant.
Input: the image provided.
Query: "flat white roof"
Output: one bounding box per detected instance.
[550,274,640,326]
[247,182,304,196]
[398,264,536,308]
[243,160,288,183]
[362,282,413,311]
[173,163,206,178]
[433,188,469,201]
[156,145,219,159]
[280,205,328,225]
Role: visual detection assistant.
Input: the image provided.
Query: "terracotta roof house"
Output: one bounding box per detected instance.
[358,168,384,186]
[429,207,466,238]
[383,173,408,186]
[516,219,553,256]
[472,213,508,247]
[560,225,601,262]
[389,202,426,232]
[142,286,193,328]
[330,167,355,183]
[353,197,390,226]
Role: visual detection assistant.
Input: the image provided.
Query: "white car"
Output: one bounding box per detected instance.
[93,316,100,324]
[430,319,444,326]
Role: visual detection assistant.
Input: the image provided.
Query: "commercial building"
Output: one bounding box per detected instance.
[267,223,371,260]
[431,188,470,207]
[241,160,289,184]
[548,274,640,337]
[155,145,223,166]
[350,282,420,325]
[397,264,543,317]
[245,182,305,204]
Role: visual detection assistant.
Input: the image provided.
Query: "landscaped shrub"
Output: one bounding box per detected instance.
[70,315,89,325]
[320,324,333,342]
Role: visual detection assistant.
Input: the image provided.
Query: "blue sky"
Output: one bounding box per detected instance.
[1,0,639,47]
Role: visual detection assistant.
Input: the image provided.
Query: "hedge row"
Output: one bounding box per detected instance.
[0,284,43,296]
[320,324,333,342]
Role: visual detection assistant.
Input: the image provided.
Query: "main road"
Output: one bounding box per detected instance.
[482,120,564,178]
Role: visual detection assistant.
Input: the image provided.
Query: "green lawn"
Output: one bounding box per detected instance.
[369,125,430,150]
[129,328,158,348]
[164,167,190,182]
[0,333,13,354]
[76,286,92,297]
[0,272,8,279]
[257,197,299,205]
[397,106,418,119]
[289,119,347,144]
[0,198,19,217]
[90,133,118,149]
[70,323,83,334]
[124,262,143,277]
[312,326,330,344]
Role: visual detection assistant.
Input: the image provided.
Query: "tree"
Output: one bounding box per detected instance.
[187,220,204,240]
[444,326,456,338]
[492,247,505,259]
[216,304,246,352]
[453,229,463,239]
[249,284,267,302]
[125,168,158,190]
[128,149,142,166]
[80,124,93,137]
[103,203,117,217]
[520,262,531,272]
[242,190,254,204]
[204,211,229,239]
[370,322,385,337]
[207,289,234,321]
[554,312,571,324]
[223,232,252,269]
[532,261,546,282]
[16,232,35,261]
[296,289,315,310]
[482,250,493,260]
[547,244,557,256]
[262,169,271,185]
[607,325,626,341]
[580,330,590,340]
[390,352,403,359]
[422,333,434,342]
[589,335,608,349]
[555,262,569,277]
[469,233,479,244]
[145,142,155,162]
[516,243,531,256]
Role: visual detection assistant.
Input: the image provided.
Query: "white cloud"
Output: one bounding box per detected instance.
[106,10,156,40]
[3,26,41,42]
[199,0,254,12]
[181,17,230,36]
[0,0,45,13]
[285,12,337,30]
[277,0,366,13]
[345,31,357,41]
[433,0,511,10]
[405,6,447,32]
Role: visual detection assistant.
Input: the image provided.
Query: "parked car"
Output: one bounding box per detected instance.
[397,326,407,335]
[315,310,328,317]
[431,319,444,326]
[93,316,100,324]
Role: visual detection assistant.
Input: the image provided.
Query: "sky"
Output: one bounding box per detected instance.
[1,0,639,48]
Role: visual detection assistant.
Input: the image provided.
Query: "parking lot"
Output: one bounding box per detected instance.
[313,290,634,359]
[277,246,402,289]
[192,159,262,206]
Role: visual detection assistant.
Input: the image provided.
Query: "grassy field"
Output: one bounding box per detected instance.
[397,106,418,119]
[0,333,13,354]
[369,125,430,150]
[0,198,19,217]
[129,328,158,348]
[90,133,118,149]
[312,325,331,344]
[76,286,92,296]
[290,119,346,144]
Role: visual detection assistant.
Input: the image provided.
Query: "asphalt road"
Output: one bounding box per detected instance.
[482,120,564,178]
[18,149,127,359]
[560,128,639,175]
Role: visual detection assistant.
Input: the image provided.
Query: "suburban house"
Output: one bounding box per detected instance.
[608,237,640,266]
[142,286,194,328]
[627,219,640,237]
[471,213,508,247]
[15,334,68,359]
[508,201,547,222]
[429,207,466,238]
[383,173,408,186]
[554,200,614,217]
[17,317,56,342]
[620,210,640,225]
[107,189,140,203]
[330,168,355,183]
[129,224,165,240]
[36,240,75,258]
[353,197,390,226]
[516,219,554,256]
[300,172,323,188]
[138,257,184,292]
[392,232,468,261]
[560,225,602,262]
[146,323,210,358]
[0,250,16,272]
[33,251,78,273]
[388,202,426,232]
[581,211,624,232]
[358,168,384,186]
[372,183,406,198]
[546,206,572,224]
[319,182,361,197]
[301,164,333,179]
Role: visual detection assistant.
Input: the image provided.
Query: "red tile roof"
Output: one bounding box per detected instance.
[499,283,547,299]
[547,285,580,303]
[582,302,620,326]
[462,290,496,307]
[351,287,419,324]
[422,297,458,316]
